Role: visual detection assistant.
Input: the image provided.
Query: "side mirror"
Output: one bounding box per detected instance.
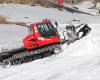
[55,21,58,28]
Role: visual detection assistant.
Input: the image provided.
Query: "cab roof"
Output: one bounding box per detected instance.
[31,19,51,27]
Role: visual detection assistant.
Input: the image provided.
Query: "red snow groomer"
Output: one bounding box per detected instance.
[0,19,62,66]
[23,19,60,50]
[0,19,91,66]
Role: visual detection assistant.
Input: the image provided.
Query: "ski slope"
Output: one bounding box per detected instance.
[0,1,100,80]
[0,24,28,44]
[0,24,100,80]
[0,2,100,24]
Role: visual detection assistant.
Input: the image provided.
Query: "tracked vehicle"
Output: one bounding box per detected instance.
[0,19,91,67]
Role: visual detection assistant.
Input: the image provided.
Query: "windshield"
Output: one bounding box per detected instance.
[38,22,58,37]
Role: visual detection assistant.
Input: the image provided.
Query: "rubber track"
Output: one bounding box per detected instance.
[2,44,59,66]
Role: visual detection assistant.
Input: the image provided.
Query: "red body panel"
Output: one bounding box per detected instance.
[23,20,61,50]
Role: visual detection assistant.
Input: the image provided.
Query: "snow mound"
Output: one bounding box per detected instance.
[75,1,94,9]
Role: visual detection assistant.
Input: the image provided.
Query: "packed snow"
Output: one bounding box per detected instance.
[64,1,99,15]
[0,24,28,52]
[0,2,100,24]
[0,1,100,80]
[0,24,28,44]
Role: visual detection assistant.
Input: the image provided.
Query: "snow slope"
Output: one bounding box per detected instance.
[0,24,28,44]
[0,24,28,52]
[0,24,100,80]
[64,1,99,15]
[0,2,100,80]
[0,3,100,24]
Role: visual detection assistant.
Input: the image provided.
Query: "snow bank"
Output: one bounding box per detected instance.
[75,1,94,9]
[0,3,100,24]
[0,3,71,24]
[66,1,99,15]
